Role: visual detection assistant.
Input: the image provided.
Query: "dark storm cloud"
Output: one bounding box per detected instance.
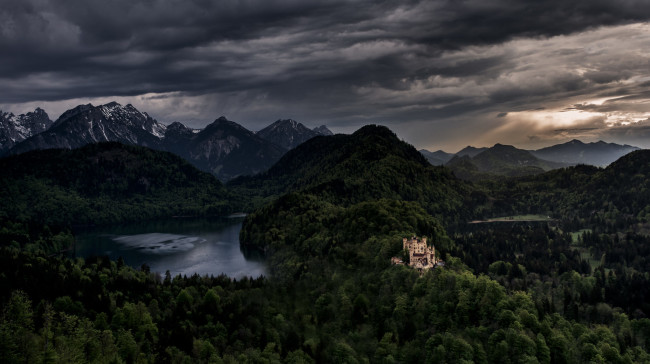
[572,89,650,114]
[2,0,650,102]
[1,0,650,150]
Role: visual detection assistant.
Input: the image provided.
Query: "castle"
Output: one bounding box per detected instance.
[391,236,441,271]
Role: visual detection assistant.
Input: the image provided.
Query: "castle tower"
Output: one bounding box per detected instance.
[394,235,441,270]
[432,244,436,263]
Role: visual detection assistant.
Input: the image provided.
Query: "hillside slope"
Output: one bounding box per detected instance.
[0,142,232,227]
[238,124,465,282]
[232,125,469,218]
[447,143,566,180]
[257,119,325,150]
[0,108,53,153]
[9,103,166,155]
[481,149,650,231]
[173,117,286,181]
[420,149,454,165]
[9,103,287,181]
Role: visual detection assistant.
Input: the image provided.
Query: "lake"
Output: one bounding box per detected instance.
[74,217,266,279]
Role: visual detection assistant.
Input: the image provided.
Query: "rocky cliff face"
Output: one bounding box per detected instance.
[257,119,333,150]
[9,102,167,155]
[7,103,334,181]
[0,108,53,153]
[313,125,333,136]
[175,117,286,181]
[162,121,196,156]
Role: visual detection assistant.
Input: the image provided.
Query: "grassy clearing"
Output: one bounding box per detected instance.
[471,214,555,223]
[569,229,604,271]
[570,229,593,244]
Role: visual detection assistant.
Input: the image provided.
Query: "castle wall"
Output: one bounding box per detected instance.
[402,236,437,270]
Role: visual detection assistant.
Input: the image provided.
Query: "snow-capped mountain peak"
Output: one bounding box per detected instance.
[0,108,53,153]
[9,102,167,155]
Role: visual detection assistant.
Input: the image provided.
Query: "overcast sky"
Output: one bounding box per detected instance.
[1,0,650,152]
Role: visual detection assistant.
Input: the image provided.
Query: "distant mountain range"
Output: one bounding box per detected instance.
[162,116,287,181]
[419,149,454,165]
[445,144,567,180]
[421,139,641,179]
[0,108,53,151]
[1,101,641,181]
[233,124,465,219]
[455,146,488,158]
[1,103,332,181]
[257,119,332,150]
[9,102,166,155]
[530,139,639,166]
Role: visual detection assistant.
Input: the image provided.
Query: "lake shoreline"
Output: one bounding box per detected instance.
[74,217,266,279]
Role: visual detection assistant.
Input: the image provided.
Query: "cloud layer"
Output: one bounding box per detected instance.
[1,0,650,150]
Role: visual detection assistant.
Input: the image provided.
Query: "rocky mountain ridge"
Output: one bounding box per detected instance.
[419,149,454,165]
[256,119,332,150]
[5,102,332,181]
[165,116,286,181]
[422,139,642,172]
[0,108,53,152]
[446,143,568,179]
[530,139,640,166]
[9,102,167,155]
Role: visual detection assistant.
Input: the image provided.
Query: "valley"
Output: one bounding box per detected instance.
[0,117,649,363]
[2,102,638,185]
[3,0,650,362]
[425,140,640,180]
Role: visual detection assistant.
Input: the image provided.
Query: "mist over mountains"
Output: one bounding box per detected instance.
[531,139,640,166]
[421,139,640,179]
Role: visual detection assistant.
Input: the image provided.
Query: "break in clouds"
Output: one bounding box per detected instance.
[1,0,650,151]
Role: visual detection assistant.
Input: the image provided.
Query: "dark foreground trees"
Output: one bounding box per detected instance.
[3,245,650,363]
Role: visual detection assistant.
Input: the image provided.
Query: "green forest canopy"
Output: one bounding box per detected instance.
[1,131,650,362]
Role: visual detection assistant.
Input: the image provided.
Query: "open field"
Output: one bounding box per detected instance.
[570,229,593,243]
[470,214,555,224]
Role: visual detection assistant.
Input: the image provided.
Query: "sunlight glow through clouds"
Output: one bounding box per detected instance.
[507,97,650,130]
[517,109,603,128]
[3,3,650,152]
[478,93,649,149]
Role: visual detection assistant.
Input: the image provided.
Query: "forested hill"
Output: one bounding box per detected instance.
[445,143,566,180]
[239,125,467,281]
[482,149,650,231]
[234,127,650,363]
[580,149,650,229]
[0,142,233,228]
[250,124,429,178]
[232,125,471,221]
[3,132,650,361]
[596,148,650,186]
